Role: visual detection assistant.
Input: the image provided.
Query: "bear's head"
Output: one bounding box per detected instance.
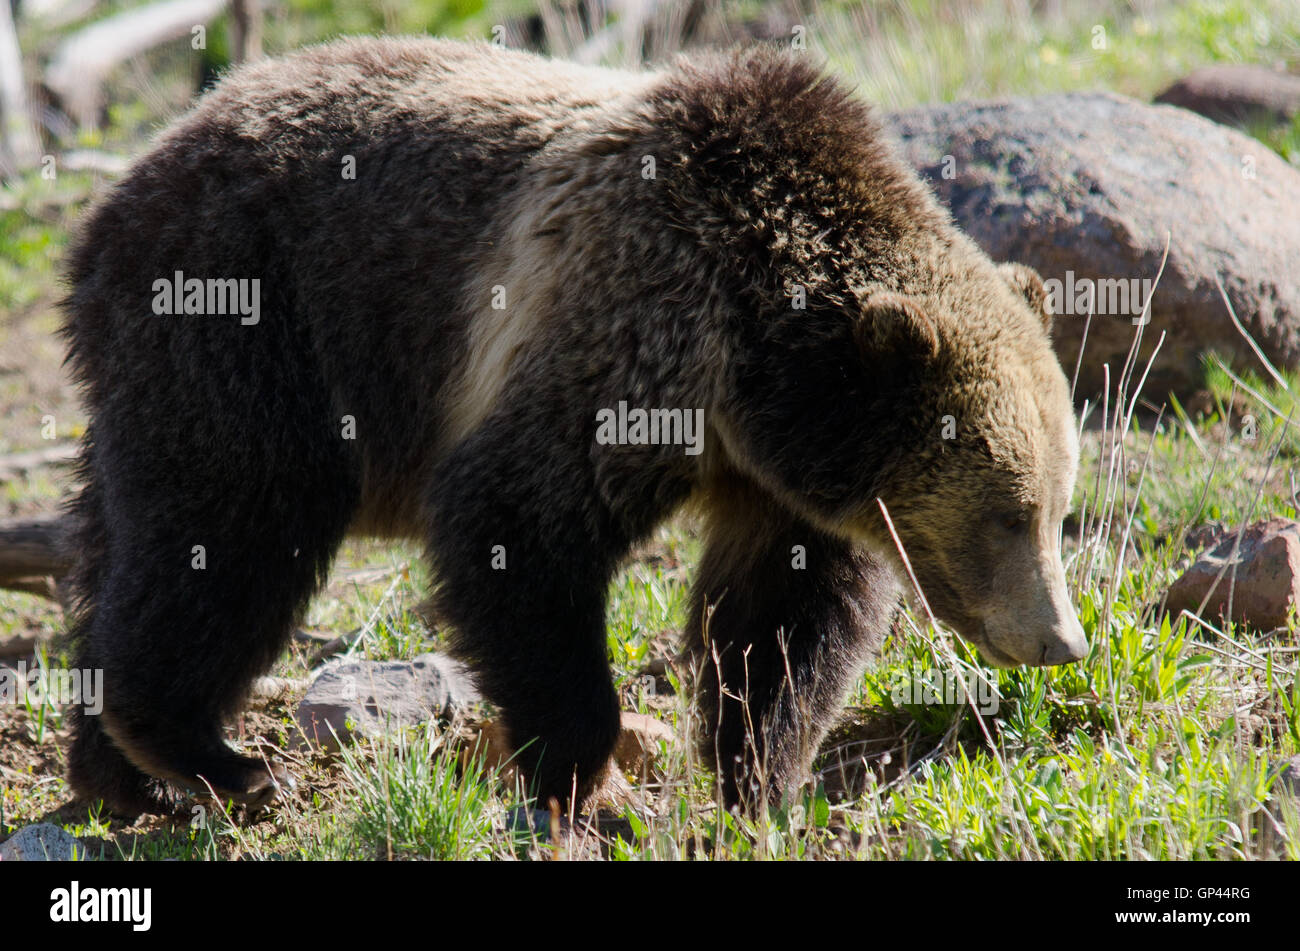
[660,48,1087,667]
[851,261,1088,668]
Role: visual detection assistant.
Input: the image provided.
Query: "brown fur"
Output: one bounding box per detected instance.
[60,37,1082,815]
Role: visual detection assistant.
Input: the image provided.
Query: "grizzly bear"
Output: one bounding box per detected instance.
[60,36,1087,816]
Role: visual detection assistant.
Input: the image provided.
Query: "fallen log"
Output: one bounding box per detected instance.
[0,444,78,481]
[0,0,42,174]
[45,0,228,128]
[0,514,71,600]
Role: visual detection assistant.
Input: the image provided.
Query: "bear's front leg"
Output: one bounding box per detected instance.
[426,420,630,810]
[687,478,900,810]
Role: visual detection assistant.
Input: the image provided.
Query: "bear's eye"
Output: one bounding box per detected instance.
[1001,512,1029,532]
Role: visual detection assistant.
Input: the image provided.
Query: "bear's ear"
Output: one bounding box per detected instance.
[852,290,940,363]
[999,262,1053,331]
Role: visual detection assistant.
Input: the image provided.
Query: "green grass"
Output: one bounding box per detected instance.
[815,0,1300,120]
[1246,111,1300,162]
[0,170,95,314]
[332,724,503,860]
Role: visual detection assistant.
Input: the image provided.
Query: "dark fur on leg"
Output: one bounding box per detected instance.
[687,477,900,810]
[427,443,622,807]
[61,457,191,816]
[68,468,351,813]
[427,406,688,809]
[67,703,188,817]
[60,277,359,814]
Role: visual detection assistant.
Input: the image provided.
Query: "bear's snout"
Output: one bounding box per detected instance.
[1036,616,1089,666]
[978,615,1087,668]
[973,555,1089,668]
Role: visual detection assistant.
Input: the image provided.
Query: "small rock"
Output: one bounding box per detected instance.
[1165,518,1300,630]
[613,711,677,773]
[0,633,38,659]
[1274,754,1300,801]
[249,675,305,703]
[464,711,676,780]
[293,652,480,751]
[1155,64,1300,127]
[506,807,555,836]
[0,823,87,861]
[461,719,517,776]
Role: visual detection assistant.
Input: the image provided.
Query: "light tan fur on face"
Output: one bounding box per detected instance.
[975,363,1086,666]
[859,256,1087,667]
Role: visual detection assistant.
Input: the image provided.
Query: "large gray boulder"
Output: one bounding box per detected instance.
[888,93,1300,401]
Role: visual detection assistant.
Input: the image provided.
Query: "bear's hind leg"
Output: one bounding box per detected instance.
[68,704,187,817]
[63,469,188,815]
[72,449,356,814]
[687,478,900,810]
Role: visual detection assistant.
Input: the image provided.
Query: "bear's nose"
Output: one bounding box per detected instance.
[1039,620,1088,666]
